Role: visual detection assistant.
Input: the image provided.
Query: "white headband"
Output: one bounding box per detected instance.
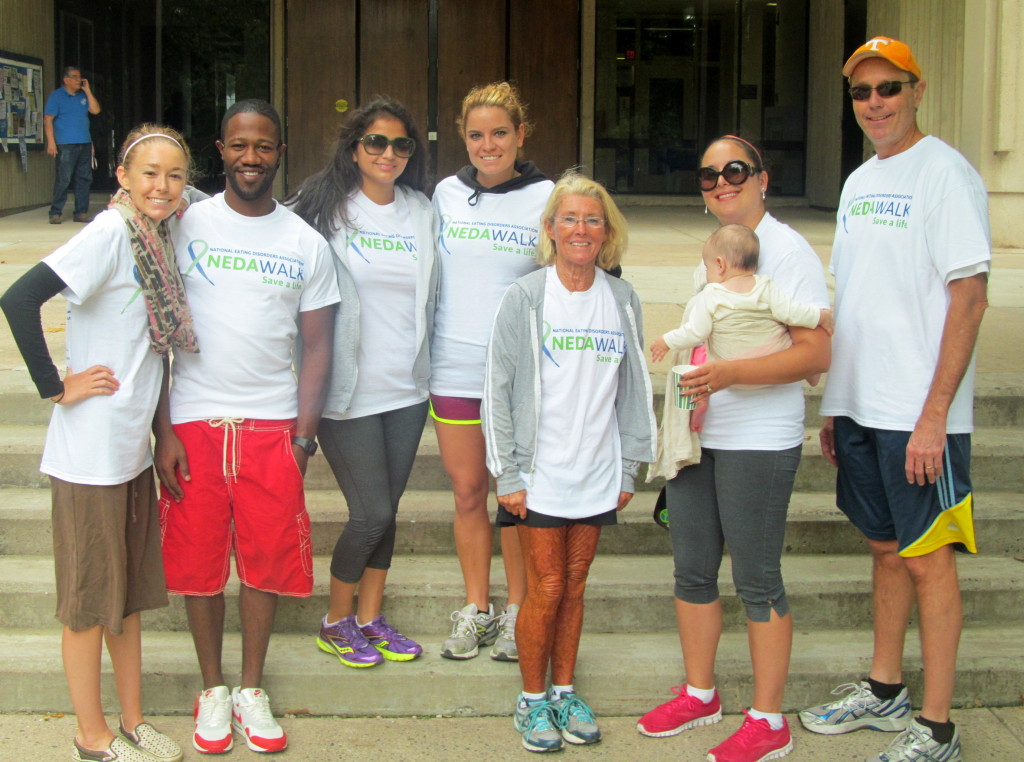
[122,133,185,163]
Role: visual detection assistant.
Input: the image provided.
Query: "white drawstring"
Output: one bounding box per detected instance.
[208,417,245,480]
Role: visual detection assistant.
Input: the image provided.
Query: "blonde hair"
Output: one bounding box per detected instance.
[536,170,628,272]
[457,81,533,139]
[118,123,192,181]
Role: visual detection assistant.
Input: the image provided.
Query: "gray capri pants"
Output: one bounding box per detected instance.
[667,445,801,622]
[318,400,429,583]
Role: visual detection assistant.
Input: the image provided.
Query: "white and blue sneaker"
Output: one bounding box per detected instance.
[513,695,563,753]
[799,681,912,735]
[871,719,962,761]
[551,691,601,745]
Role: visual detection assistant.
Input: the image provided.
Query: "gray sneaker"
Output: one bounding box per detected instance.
[552,691,601,745]
[870,719,962,761]
[441,603,496,660]
[799,681,912,735]
[490,603,520,661]
[514,695,563,753]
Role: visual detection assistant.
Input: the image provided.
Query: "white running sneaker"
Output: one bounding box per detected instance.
[193,685,233,754]
[231,686,288,753]
[799,682,911,736]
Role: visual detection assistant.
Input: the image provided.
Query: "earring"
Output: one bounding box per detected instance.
[761,189,766,201]
[704,205,708,215]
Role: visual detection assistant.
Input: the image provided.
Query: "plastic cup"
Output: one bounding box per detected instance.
[672,364,698,410]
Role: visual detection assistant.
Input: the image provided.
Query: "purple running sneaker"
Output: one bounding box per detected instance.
[360,614,423,661]
[317,615,384,668]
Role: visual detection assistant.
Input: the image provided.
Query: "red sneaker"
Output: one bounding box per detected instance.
[707,711,793,762]
[637,685,723,737]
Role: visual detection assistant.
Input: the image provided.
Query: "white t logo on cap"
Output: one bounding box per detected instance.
[864,38,891,51]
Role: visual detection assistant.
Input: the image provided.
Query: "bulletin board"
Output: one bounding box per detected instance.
[0,50,45,148]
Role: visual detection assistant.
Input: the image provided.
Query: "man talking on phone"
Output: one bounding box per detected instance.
[44,66,100,225]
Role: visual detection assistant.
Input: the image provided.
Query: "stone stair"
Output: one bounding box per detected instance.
[0,381,1022,719]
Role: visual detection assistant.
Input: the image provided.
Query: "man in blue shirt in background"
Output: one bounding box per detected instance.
[44,66,101,224]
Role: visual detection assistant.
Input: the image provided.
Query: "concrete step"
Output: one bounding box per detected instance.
[3,553,1021,634]
[2,424,1023,493]
[4,488,1023,558]
[5,372,1024,427]
[1,625,1019,716]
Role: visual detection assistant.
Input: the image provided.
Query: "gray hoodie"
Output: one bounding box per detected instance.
[482,267,657,498]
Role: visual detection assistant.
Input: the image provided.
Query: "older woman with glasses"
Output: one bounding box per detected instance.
[636,136,831,762]
[484,171,656,753]
[287,97,437,669]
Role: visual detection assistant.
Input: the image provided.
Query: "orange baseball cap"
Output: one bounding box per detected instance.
[842,36,922,79]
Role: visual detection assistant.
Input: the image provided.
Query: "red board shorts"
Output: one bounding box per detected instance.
[160,418,313,597]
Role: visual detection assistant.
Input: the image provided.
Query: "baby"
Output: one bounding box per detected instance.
[651,224,833,428]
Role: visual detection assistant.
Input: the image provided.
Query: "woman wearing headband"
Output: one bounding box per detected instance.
[431,82,554,662]
[288,97,436,669]
[636,135,831,762]
[1,124,197,762]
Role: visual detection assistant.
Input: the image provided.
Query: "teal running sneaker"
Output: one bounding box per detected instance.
[552,691,601,745]
[514,695,563,753]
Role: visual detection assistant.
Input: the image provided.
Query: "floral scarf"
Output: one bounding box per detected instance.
[109,188,199,356]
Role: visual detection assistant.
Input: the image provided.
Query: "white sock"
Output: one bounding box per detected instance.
[550,684,574,701]
[686,684,716,704]
[521,691,547,703]
[748,708,784,731]
[355,618,372,628]
[323,615,341,628]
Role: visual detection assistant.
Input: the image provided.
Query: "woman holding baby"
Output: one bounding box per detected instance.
[637,136,831,762]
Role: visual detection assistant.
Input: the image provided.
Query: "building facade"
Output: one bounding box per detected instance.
[2,0,1021,245]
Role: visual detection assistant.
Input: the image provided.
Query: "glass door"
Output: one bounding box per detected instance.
[593,0,807,196]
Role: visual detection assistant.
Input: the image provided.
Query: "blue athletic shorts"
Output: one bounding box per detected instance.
[834,416,976,556]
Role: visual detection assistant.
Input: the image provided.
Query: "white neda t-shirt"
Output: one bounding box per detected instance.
[170,194,340,422]
[40,210,164,484]
[698,213,830,451]
[430,176,553,397]
[821,136,990,433]
[333,190,422,419]
[528,268,623,518]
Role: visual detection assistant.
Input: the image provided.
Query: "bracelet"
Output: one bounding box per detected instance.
[52,390,65,404]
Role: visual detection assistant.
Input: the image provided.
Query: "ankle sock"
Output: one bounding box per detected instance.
[867,677,905,700]
[686,684,716,704]
[323,615,341,628]
[748,708,784,731]
[550,685,573,701]
[916,715,955,745]
[521,691,547,703]
[355,618,371,628]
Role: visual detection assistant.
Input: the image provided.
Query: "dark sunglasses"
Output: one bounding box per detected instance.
[848,80,914,101]
[357,133,416,158]
[696,160,758,192]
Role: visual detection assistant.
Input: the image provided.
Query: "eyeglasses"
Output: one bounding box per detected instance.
[848,80,914,101]
[554,215,606,229]
[357,134,416,158]
[696,160,758,192]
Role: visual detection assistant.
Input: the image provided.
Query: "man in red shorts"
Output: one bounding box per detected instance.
[155,99,339,754]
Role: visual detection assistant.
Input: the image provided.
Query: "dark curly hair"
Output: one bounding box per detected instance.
[286,96,428,238]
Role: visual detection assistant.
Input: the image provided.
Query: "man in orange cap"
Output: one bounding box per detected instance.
[799,36,990,762]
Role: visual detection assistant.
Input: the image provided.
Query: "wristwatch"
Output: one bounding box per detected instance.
[291,436,318,456]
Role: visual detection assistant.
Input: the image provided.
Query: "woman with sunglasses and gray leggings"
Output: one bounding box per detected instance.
[287,97,438,669]
[636,136,831,761]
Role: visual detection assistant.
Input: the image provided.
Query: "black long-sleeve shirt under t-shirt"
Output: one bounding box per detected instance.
[0,262,69,399]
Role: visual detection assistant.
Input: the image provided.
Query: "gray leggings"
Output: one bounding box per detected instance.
[318,401,428,583]
[667,445,801,622]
